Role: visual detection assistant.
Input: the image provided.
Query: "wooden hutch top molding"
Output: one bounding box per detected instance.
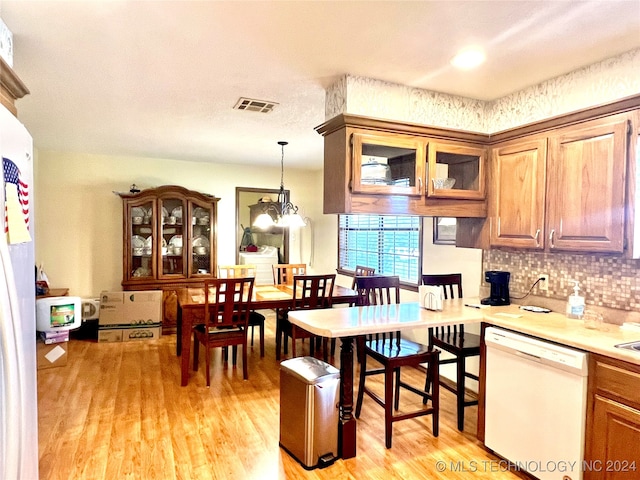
[0,56,30,116]
[117,184,219,203]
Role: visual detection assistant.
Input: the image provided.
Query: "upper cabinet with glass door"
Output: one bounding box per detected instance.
[317,114,489,216]
[351,132,425,195]
[426,142,487,200]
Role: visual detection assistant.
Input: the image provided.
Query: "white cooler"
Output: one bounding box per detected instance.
[239,246,278,285]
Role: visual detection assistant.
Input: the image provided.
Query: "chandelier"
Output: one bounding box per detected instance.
[253,141,306,229]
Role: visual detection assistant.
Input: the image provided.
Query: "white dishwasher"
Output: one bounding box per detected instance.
[484,327,588,480]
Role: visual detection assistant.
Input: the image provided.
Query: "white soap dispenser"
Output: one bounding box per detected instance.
[566,280,585,319]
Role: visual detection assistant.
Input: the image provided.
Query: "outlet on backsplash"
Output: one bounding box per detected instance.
[539,274,549,291]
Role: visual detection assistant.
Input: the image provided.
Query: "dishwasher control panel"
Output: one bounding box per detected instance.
[485,327,588,375]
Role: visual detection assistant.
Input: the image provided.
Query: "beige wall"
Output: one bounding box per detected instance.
[33,150,326,298]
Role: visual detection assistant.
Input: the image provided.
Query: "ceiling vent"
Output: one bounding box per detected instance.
[234,97,278,113]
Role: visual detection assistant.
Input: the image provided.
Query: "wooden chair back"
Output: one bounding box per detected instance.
[292,274,335,311]
[273,263,306,285]
[203,277,255,331]
[351,265,376,288]
[355,275,401,344]
[218,264,257,279]
[421,273,464,337]
[355,275,400,307]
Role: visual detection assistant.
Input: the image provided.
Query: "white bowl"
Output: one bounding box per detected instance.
[194,246,207,255]
[132,216,143,225]
[432,177,456,189]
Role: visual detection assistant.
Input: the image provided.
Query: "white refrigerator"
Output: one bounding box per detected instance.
[0,103,38,479]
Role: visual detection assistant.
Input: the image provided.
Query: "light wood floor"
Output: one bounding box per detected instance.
[38,312,524,480]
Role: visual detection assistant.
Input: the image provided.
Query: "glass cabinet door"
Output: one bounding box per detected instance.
[351,132,424,195]
[129,200,155,280]
[426,142,486,200]
[190,201,213,276]
[159,197,186,277]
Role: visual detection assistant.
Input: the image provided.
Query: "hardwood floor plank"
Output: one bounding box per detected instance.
[38,314,523,479]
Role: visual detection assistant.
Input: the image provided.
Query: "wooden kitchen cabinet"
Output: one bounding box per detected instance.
[490,137,547,248]
[119,185,219,333]
[546,114,629,253]
[489,113,631,253]
[584,354,640,480]
[316,113,488,217]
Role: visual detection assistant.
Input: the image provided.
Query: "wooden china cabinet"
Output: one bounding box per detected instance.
[119,185,219,333]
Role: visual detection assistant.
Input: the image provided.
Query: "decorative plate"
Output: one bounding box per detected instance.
[193,207,209,219]
[192,235,210,247]
[131,207,146,218]
[132,235,145,248]
[171,206,183,220]
[169,235,183,248]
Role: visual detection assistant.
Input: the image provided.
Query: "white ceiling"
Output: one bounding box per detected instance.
[1,1,639,169]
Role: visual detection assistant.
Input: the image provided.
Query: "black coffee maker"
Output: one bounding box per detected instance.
[481,271,511,306]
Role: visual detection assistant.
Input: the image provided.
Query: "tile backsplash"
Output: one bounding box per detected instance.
[483,249,640,311]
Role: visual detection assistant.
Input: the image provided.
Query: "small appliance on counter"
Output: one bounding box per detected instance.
[481,271,511,306]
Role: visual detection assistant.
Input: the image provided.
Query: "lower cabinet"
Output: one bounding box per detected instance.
[584,354,640,480]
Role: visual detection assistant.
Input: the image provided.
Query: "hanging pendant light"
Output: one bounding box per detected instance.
[253,141,306,229]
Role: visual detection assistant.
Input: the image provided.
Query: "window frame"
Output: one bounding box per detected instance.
[336,214,423,289]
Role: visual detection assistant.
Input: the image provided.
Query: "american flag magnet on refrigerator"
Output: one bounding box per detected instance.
[3,155,31,244]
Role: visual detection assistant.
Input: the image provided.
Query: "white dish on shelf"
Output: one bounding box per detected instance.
[131,207,146,218]
[171,206,183,221]
[193,207,208,218]
[162,206,169,218]
[132,235,145,248]
[192,235,210,248]
[169,235,183,248]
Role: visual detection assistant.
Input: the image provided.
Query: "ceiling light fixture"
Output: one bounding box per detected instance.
[451,46,486,70]
[253,141,306,229]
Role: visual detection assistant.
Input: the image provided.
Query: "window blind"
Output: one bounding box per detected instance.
[338,214,421,285]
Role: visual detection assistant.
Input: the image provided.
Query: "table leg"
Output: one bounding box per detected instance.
[180,309,192,387]
[176,302,183,356]
[338,336,357,459]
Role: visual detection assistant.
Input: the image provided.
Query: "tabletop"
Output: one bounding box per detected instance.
[286,299,485,338]
[176,283,358,309]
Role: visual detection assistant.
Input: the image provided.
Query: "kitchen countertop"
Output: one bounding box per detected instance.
[479,303,640,366]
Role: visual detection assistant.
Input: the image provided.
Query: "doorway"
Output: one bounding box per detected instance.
[235,187,289,264]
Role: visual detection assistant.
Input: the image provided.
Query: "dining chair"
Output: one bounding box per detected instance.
[354,275,440,449]
[218,264,265,357]
[273,263,307,359]
[283,274,335,360]
[192,277,255,386]
[272,263,307,285]
[421,273,480,431]
[351,265,376,289]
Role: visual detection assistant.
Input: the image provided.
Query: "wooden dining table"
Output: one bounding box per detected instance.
[286,299,485,459]
[175,283,358,386]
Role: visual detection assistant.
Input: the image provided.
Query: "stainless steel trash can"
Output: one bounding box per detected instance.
[279,356,340,469]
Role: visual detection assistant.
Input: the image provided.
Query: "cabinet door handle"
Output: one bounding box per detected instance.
[417,177,422,193]
[534,229,540,247]
[549,229,555,248]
